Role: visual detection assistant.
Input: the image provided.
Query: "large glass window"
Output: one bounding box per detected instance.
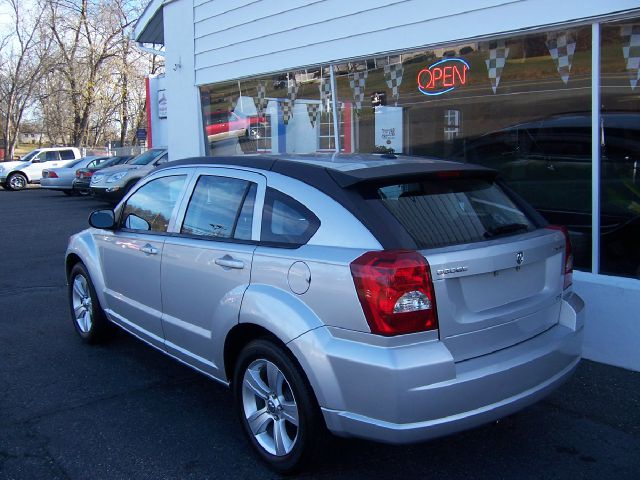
[200,67,326,156]
[197,21,640,278]
[600,19,640,278]
[332,27,592,270]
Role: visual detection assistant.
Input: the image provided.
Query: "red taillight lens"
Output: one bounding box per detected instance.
[350,250,438,336]
[548,225,573,289]
[47,171,58,178]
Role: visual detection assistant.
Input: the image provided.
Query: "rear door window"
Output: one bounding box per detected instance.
[374,177,536,249]
[181,175,256,240]
[45,151,61,161]
[59,150,76,160]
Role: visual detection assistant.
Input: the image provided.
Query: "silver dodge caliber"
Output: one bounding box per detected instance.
[65,154,584,473]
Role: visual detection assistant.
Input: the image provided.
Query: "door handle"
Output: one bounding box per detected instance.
[141,244,159,255]
[215,256,244,269]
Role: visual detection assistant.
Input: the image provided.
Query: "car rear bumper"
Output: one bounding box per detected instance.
[73,178,91,191]
[288,292,584,444]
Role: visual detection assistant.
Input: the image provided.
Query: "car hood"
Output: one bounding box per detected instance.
[94,164,150,175]
[0,161,30,171]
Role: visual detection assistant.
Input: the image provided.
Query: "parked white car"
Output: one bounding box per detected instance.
[0,147,82,191]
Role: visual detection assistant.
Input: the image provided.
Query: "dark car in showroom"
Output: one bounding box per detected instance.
[454,112,640,277]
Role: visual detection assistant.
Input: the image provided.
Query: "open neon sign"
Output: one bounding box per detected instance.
[417,58,470,96]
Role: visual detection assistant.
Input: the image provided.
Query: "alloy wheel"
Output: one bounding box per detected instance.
[241,359,300,456]
[71,274,93,333]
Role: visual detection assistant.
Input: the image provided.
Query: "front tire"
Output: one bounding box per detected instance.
[68,263,111,343]
[6,172,27,191]
[233,339,324,474]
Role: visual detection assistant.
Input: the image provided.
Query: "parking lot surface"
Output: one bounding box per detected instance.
[1,187,639,479]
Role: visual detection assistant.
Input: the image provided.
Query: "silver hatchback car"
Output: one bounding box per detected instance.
[65,154,584,473]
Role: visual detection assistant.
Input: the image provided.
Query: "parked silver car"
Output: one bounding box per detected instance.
[65,154,584,473]
[41,156,111,195]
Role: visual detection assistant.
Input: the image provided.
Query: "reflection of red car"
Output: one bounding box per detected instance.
[205,111,265,142]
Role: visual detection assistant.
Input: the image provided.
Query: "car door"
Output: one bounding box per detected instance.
[97,171,190,348]
[24,151,60,181]
[160,167,265,377]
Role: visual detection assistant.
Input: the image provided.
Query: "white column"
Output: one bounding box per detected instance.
[330,65,341,153]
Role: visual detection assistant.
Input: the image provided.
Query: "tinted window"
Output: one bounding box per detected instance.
[121,175,186,233]
[261,188,320,246]
[375,177,535,249]
[45,151,60,161]
[181,176,255,240]
[66,158,87,168]
[59,149,76,160]
[129,149,166,166]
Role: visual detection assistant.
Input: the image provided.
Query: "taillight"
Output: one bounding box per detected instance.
[47,171,58,178]
[548,225,573,289]
[350,250,438,336]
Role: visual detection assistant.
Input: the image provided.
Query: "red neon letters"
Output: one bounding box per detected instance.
[417,58,470,96]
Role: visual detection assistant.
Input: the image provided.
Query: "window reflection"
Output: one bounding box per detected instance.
[121,176,186,233]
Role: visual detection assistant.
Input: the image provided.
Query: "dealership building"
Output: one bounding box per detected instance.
[134,0,640,371]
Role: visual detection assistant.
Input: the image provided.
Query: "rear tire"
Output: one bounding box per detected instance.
[233,339,325,474]
[68,263,111,344]
[6,173,27,191]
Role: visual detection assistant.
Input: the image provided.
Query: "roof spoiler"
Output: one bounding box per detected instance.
[326,162,497,188]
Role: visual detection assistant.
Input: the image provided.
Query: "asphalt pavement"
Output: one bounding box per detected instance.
[0,187,639,479]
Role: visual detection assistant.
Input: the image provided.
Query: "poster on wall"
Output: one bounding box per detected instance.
[375,106,403,153]
[157,89,167,119]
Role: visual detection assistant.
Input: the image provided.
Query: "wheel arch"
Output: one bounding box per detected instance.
[65,233,109,312]
[223,322,326,430]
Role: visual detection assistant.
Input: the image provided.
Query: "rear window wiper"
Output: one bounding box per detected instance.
[484,223,530,238]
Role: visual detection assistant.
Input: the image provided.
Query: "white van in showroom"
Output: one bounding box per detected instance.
[0,147,82,191]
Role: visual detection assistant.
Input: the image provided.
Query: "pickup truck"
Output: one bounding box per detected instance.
[0,147,82,191]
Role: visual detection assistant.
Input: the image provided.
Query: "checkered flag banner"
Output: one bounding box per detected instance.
[621,24,640,90]
[484,39,509,94]
[307,103,320,128]
[348,69,368,111]
[282,99,293,125]
[546,31,576,85]
[384,63,404,104]
[319,76,332,113]
[287,76,299,113]
[255,81,267,116]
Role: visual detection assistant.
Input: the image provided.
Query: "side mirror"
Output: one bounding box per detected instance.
[89,209,116,230]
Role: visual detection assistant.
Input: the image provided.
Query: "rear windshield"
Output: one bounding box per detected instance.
[374,177,536,249]
[128,149,164,166]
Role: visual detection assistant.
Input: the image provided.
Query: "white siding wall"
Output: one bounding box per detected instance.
[148,74,168,148]
[190,0,640,85]
[164,0,204,159]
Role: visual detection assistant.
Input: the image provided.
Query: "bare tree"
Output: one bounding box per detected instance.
[0,0,51,160]
[46,0,137,146]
